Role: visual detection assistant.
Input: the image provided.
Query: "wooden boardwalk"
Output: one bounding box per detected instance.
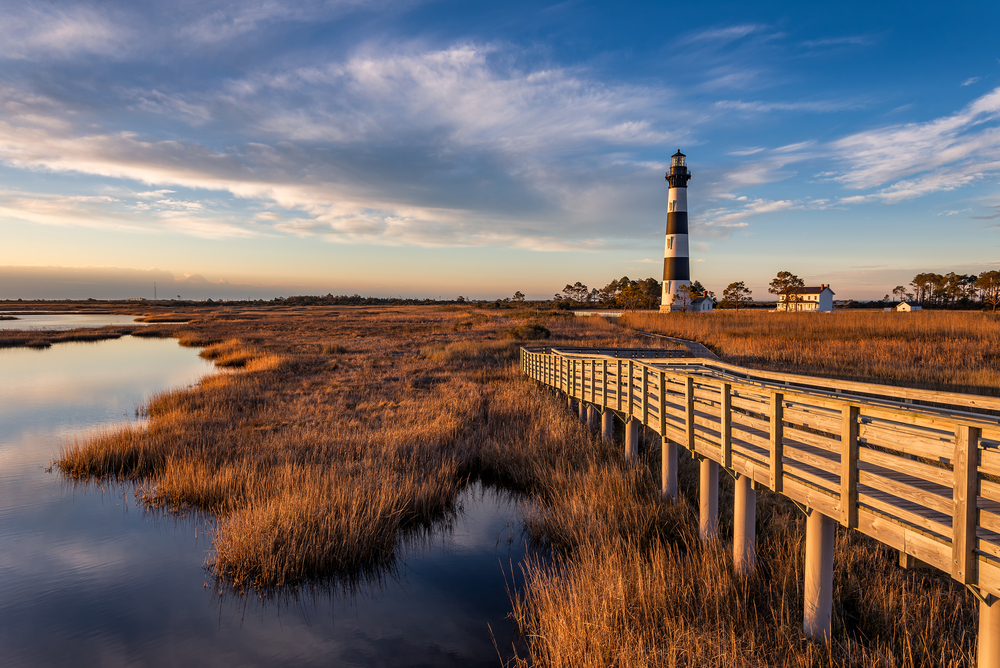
[521,345,1000,664]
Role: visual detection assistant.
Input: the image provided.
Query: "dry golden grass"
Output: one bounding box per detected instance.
[52,303,982,665]
[622,310,1000,395]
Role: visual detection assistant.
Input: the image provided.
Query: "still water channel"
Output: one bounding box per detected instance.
[0,326,527,666]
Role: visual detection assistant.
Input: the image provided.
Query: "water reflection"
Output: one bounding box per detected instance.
[0,312,146,331]
[0,336,529,667]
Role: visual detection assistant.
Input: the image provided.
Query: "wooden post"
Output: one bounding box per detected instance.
[601,409,614,444]
[953,424,982,583]
[625,418,639,462]
[770,391,784,493]
[720,382,732,469]
[700,458,719,541]
[627,360,635,419]
[642,366,649,427]
[568,395,576,413]
[616,360,622,411]
[602,360,608,408]
[734,474,756,573]
[980,596,1000,668]
[803,510,835,640]
[579,397,588,424]
[685,376,695,451]
[662,438,678,499]
[659,371,667,436]
[840,405,859,528]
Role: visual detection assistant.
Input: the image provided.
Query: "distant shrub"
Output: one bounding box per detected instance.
[320,343,347,355]
[507,324,551,340]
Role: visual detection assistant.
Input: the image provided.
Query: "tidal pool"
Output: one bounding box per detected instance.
[0,336,528,667]
[0,312,148,331]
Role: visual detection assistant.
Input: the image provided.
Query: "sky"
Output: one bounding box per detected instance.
[1,0,999,301]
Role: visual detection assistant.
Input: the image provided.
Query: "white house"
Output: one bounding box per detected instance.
[690,296,714,312]
[896,301,922,312]
[777,284,835,312]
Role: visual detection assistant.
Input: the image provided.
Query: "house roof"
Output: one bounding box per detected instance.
[789,286,834,295]
[898,301,921,307]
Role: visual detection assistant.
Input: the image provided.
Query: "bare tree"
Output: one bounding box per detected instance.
[892,285,906,301]
[722,281,753,311]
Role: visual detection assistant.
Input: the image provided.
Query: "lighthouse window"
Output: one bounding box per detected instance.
[669,201,675,212]
[667,237,673,250]
[665,281,672,294]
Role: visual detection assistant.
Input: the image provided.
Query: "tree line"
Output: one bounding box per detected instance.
[893,271,1000,310]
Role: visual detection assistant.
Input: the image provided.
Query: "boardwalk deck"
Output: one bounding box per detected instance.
[521,345,1000,663]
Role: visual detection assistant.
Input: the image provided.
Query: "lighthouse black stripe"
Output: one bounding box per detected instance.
[663,257,690,281]
[666,211,688,235]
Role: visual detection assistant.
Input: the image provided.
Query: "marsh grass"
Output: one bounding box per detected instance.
[622,310,1000,395]
[52,304,981,665]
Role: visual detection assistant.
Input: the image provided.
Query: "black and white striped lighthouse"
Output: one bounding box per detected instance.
[660,150,692,312]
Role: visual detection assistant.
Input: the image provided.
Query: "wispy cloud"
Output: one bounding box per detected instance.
[799,35,875,49]
[681,24,767,45]
[962,77,982,86]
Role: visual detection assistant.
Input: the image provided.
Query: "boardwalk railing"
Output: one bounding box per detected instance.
[521,345,1000,664]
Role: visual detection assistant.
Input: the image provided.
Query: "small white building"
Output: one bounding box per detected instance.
[777,284,835,312]
[690,296,714,312]
[896,301,922,312]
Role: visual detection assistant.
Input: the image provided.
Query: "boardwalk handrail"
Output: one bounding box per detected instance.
[521,345,1000,662]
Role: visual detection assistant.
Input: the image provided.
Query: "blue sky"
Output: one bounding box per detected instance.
[1,0,999,300]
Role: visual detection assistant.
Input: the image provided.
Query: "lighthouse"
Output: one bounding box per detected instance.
[660,150,692,312]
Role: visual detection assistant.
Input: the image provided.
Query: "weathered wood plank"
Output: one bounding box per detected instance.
[953,425,981,583]
[771,391,784,493]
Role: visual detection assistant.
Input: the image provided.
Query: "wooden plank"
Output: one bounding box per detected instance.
[982,479,1000,505]
[783,424,839,453]
[856,509,952,573]
[858,446,952,487]
[953,425,981,583]
[980,508,1000,535]
[841,405,860,528]
[859,421,953,462]
[784,460,839,495]
[784,403,842,435]
[977,557,1000,600]
[783,442,840,478]
[731,394,769,415]
[771,391,784,493]
[721,382,732,469]
[858,491,952,542]
[783,476,838,518]
[858,468,952,516]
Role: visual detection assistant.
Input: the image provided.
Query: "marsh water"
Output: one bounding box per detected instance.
[0,312,146,330]
[0,324,528,666]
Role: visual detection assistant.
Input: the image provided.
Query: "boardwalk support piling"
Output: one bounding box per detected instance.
[662,438,678,500]
[625,418,639,462]
[601,409,614,444]
[734,474,756,573]
[700,458,719,540]
[980,596,1000,668]
[803,510,835,640]
[587,404,600,431]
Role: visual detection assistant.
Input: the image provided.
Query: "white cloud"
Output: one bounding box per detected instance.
[0,5,131,59]
[830,86,1000,190]
[962,77,982,87]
